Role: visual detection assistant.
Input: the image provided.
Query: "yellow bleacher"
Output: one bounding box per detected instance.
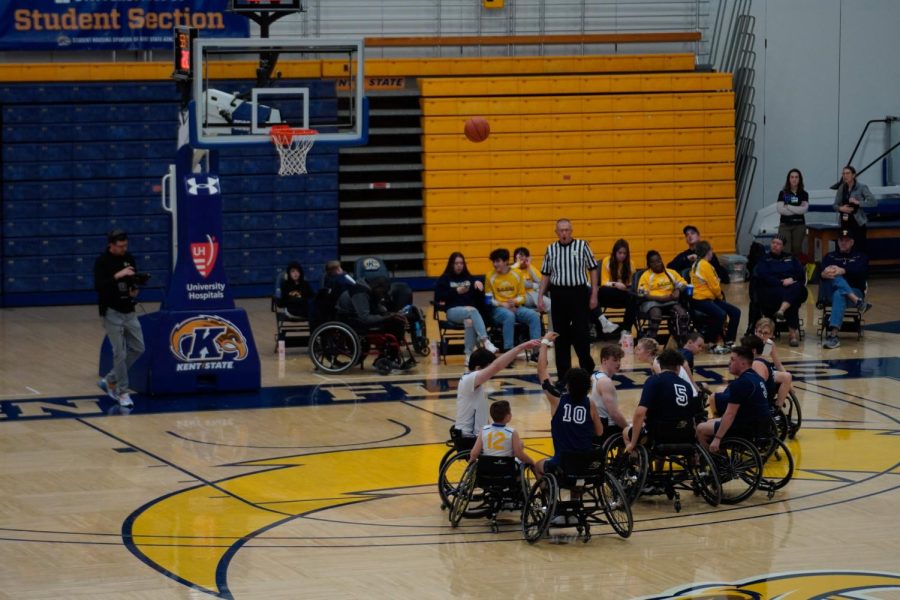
[419,56,736,276]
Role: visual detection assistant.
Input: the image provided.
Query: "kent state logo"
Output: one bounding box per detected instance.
[169,315,249,372]
[191,235,219,278]
[185,176,220,196]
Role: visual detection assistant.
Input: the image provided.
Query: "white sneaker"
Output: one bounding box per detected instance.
[98,378,118,401]
[117,393,134,408]
[482,339,499,353]
[600,315,619,334]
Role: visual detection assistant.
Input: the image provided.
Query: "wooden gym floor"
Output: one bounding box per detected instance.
[0,278,899,599]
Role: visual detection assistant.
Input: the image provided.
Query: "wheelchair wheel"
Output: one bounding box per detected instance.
[449,462,478,527]
[519,463,537,501]
[602,434,648,505]
[785,391,802,439]
[714,438,762,504]
[758,437,794,491]
[438,452,488,516]
[308,322,361,374]
[772,407,789,441]
[412,336,431,356]
[692,445,722,507]
[522,474,557,544]
[597,472,633,538]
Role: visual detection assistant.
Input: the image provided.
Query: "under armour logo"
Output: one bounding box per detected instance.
[186,176,220,196]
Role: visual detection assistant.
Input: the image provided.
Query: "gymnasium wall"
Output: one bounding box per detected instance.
[419,58,736,276]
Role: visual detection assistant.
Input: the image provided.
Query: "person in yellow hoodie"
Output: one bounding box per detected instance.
[486,248,542,356]
[635,250,690,343]
[689,241,741,353]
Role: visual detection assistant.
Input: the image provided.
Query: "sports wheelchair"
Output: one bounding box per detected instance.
[605,419,721,512]
[449,456,536,533]
[521,449,633,544]
[307,286,420,376]
[772,390,802,440]
[437,427,477,510]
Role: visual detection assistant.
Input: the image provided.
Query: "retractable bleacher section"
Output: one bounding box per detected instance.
[419,53,736,275]
[1,79,338,307]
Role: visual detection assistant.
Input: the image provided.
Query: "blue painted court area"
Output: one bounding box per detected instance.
[2,357,899,422]
[864,320,900,335]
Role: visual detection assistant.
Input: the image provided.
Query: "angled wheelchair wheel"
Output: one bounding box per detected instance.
[519,463,537,501]
[308,321,360,374]
[785,391,802,439]
[759,437,794,491]
[772,407,789,442]
[602,434,648,505]
[715,438,762,504]
[522,475,557,544]
[598,472,633,538]
[692,445,722,507]
[438,452,488,517]
[449,462,478,527]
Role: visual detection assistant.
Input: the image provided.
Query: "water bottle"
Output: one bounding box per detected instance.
[685,284,694,298]
[619,331,633,352]
[485,292,493,306]
[277,335,286,360]
[430,339,439,364]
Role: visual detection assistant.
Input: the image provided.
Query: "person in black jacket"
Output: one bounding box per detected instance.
[754,235,807,346]
[278,261,314,319]
[667,225,730,283]
[93,229,144,408]
[434,252,498,356]
[336,276,407,344]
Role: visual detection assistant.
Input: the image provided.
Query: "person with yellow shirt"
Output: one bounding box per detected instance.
[486,248,542,356]
[597,239,637,336]
[636,250,690,343]
[690,241,741,353]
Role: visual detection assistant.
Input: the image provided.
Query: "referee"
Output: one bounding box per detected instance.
[537,218,598,381]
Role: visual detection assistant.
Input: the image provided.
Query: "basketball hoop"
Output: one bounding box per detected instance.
[269,125,317,176]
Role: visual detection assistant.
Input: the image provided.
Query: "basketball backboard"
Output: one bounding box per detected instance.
[187,36,367,149]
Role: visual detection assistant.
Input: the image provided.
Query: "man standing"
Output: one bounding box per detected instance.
[94,230,145,408]
[537,219,598,382]
[667,225,730,283]
[820,230,871,349]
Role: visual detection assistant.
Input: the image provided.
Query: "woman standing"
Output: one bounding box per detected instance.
[776,168,809,255]
[834,165,876,252]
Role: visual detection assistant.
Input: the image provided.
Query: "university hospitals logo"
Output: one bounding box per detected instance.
[191,235,219,278]
[169,315,249,371]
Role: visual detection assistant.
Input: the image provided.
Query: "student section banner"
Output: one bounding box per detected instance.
[0,0,249,51]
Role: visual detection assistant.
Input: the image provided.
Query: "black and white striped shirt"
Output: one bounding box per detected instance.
[541,239,598,287]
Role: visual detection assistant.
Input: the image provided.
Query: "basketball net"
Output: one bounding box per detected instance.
[270,125,317,176]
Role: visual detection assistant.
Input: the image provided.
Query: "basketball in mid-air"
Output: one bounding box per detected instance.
[464,117,490,143]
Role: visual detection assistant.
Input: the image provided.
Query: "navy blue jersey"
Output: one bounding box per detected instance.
[638,371,698,435]
[754,357,777,403]
[714,369,771,432]
[678,348,695,371]
[550,393,595,455]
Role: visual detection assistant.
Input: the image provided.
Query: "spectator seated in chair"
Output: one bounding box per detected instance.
[278,261,314,319]
[512,246,552,329]
[336,276,409,367]
[689,241,742,353]
[636,250,691,344]
[753,235,807,346]
[434,252,498,357]
[820,230,872,350]
[596,238,636,336]
[668,224,730,284]
[485,248,542,357]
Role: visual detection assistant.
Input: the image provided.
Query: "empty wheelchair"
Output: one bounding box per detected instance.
[521,449,633,544]
[450,456,535,533]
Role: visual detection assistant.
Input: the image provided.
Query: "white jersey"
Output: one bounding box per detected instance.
[480,423,515,457]
[652,358,698,396]
[455,371,488,437]
[589,370,613,421]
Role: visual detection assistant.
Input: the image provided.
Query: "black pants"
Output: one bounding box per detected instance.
[597,286,636,330]
[549,285,595,381]
[759,283,808,329]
